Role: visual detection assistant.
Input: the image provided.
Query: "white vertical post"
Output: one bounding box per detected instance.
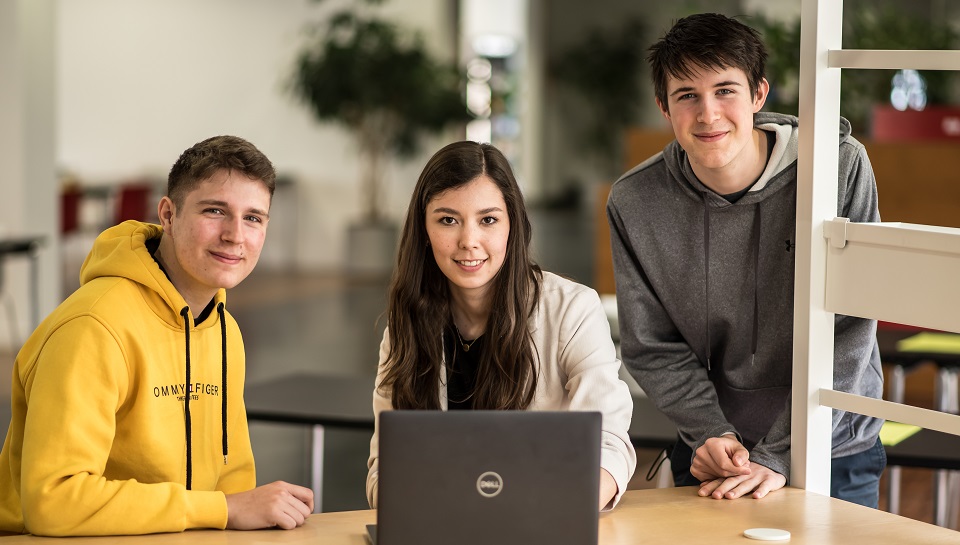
[791,0,844,495]
[520,0,544,199]
[310,425,325,513]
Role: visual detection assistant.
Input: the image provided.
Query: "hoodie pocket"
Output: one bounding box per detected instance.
[716,382,791,449]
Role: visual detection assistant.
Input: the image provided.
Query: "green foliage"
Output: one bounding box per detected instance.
[290,6,471,221]
[750,4,958,130]
[748,13,801,117]
[550,20,646,176]
[290,10,470,158]
[840,4,957,128]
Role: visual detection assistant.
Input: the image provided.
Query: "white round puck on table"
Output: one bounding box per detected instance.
[743,528,791,541]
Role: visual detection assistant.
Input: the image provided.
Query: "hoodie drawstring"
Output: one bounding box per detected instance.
[180,307,193,490]
[219,302,228,465]
[751,205,761,363]
[701,194,762,371]
[702,194,712,371]
[180,303,230,491]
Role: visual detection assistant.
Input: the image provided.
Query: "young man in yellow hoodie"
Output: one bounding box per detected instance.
[0,135,314,536]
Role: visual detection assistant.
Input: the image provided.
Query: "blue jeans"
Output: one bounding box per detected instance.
[830,437,886,508]
[668,436,885,508]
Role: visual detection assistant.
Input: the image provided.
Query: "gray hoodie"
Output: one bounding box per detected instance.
[607,111,884,478]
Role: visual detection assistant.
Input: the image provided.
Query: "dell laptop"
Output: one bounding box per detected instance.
[372,410,602,545]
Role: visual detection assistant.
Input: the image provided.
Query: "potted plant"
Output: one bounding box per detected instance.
[290,4,471,272]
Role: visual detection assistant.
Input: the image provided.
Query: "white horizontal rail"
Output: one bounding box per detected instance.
[820,389,960,436]
[829,49,960,71]
[824,220,960,253]
[823,220,960,332]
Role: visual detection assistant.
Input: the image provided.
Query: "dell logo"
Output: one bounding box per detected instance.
[476,471,503,498]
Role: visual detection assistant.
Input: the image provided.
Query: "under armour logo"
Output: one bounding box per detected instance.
[785,240,795,252]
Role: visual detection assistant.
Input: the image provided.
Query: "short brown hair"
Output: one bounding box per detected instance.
[167,135,276,208]
[648,13,768,111]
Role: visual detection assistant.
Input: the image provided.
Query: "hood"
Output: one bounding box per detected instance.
[79,220,226,326]
[662,111,807,209]
[661,112,855,209]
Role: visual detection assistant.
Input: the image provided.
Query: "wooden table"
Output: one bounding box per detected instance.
[245,373,375,430]
[0,235,44,330]
[886,429,960,471]
[244,373,375,513]
[1,487,957,544]
[876,327,960,525]
[876,327,960,412]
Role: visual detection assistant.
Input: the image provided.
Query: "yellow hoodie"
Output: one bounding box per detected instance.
[0,221,255,536]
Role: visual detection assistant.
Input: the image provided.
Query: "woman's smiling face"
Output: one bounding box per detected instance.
[425,175,510,303]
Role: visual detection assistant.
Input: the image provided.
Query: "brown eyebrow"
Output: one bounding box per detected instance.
[197,199,270,219]
[430,207,504,215]
[713,80,743,89]
[669,80,743,98]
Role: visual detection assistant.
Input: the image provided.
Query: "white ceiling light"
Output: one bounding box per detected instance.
[461,0,526,58]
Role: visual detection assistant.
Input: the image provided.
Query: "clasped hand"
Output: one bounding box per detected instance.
[690,436,785,500]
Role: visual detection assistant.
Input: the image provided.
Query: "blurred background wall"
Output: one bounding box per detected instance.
[2,0,960,350]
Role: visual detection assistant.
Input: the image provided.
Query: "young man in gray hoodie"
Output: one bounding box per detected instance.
[607,13,885,507]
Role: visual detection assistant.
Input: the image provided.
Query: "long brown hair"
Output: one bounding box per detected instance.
[381,141,542,410]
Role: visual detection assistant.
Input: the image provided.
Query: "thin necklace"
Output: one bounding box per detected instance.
[453,324,481,352]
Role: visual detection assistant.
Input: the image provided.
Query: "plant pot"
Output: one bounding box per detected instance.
[345,221,398,276]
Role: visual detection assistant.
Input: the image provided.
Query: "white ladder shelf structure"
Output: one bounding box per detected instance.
[792,0,960,512]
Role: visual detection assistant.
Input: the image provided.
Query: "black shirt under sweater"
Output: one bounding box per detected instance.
[444,326,482,411]
[146,237,215,325]
[720,129,777,203]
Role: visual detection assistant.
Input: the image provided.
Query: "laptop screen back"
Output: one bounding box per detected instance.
[376,410,601,545]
